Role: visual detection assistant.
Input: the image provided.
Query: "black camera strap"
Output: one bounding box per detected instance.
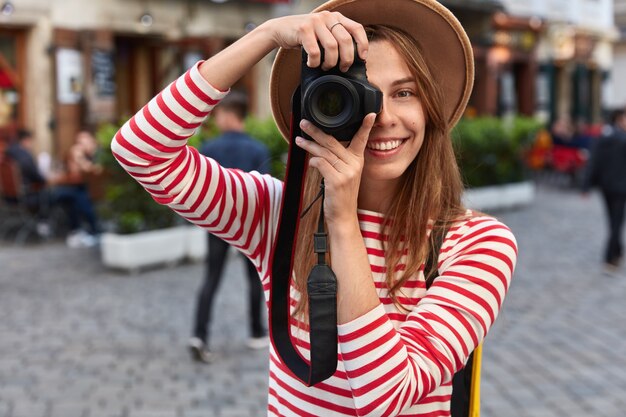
[270,90,338,386]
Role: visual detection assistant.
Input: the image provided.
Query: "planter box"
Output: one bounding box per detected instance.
[185,225,208,262]
[462,181,535,212]
[101,226,188,272]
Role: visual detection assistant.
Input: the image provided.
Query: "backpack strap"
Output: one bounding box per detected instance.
[424,223,447,289]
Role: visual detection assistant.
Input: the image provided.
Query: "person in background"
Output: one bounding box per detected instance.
[582,107,626,274]
[550,114,574,146]
[4,130,51,235]
[189,92,271,363]
[50,130,102,248]
[5,129,47,193]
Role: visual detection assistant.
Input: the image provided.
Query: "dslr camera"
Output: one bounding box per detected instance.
[298,44,382,142]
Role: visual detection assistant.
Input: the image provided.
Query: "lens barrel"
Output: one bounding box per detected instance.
[303,76,359,130]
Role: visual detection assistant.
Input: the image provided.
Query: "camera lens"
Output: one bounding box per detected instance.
[304,76,359,130]
[316,88,344,118]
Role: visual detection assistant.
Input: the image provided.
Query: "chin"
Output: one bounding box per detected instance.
[363,166,407,184]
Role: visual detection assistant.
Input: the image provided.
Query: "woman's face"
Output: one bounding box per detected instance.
[362,40,426,188]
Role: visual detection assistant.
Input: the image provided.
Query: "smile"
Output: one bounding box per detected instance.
[366,139,404,151]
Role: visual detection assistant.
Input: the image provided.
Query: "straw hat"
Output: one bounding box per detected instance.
[269,0,474,141]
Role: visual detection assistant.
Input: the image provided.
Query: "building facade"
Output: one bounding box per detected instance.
[607,0,626,109]
[0,0,287,161]
[496,0,616,124]
[0,0,618,162]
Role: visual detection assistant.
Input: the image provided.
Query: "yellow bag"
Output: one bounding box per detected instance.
[468,343,482,417]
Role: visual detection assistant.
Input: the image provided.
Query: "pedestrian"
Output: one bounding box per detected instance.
[189,92,271,363]
[112,0,518,415]
[582,107,626,274]
[4,129,52,236]
[50,130,102,247]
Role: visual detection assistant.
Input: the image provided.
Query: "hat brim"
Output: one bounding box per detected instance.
[269,0,474,141]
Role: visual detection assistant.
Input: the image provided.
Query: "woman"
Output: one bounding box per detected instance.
[112,0,517,415]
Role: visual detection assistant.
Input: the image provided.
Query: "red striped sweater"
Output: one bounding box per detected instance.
[112,62,518,417]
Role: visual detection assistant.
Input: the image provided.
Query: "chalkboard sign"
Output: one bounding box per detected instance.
[92,49,115,97]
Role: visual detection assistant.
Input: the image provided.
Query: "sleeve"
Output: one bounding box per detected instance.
[110,61,283,273]
[336,216,517,416]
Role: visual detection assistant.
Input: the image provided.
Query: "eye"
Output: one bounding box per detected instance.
[396,90,414,99]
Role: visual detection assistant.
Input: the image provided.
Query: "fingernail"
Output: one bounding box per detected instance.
[295,136,304,144]
[300,120,310,128]
[362,49,368,59]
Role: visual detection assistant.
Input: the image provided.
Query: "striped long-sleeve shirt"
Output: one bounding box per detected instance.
[111,62,518,417]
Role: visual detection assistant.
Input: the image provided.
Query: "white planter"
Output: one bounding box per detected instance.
[101,226,188,272]
[462,181,535,212]
[184,225,208,262]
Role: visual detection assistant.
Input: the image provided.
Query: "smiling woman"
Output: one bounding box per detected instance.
[111,0,517,416]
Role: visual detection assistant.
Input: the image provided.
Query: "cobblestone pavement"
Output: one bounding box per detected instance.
[1,184,625,417]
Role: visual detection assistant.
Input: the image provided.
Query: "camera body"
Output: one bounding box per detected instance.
[299,45,382,142]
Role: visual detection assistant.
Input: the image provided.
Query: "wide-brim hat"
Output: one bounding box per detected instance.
[269,0,474,141]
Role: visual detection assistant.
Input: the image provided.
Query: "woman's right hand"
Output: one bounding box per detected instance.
[265,11,369,72]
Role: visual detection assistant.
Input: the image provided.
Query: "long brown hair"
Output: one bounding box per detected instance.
[292,25,468,318]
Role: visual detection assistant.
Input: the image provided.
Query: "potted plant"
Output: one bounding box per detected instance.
[452,115,543,211]
[95,122,200,272]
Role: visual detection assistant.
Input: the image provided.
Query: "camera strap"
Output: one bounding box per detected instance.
[270,90,338,386]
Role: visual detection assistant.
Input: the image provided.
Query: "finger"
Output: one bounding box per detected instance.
[314,25,339,70]
[295,135,341,164]
[301,27,322,68]
[331,25,355,72]
[348,113,377,156]
[309,156,342,179]
[337,18,369,60]
[300,119,347,155]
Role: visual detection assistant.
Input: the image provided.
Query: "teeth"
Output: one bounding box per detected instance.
[367,140,402,151]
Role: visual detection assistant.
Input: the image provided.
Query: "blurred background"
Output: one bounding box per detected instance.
[0,0,624,158]
[1,0,626,416]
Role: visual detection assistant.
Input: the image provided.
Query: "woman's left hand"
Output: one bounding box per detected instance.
[295,113,377,227]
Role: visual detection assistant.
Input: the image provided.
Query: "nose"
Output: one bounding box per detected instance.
[374,98,395,128]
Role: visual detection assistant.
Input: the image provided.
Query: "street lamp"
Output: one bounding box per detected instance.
[139,11,154,27]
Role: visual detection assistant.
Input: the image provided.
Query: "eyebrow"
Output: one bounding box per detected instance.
[391,77,417,87]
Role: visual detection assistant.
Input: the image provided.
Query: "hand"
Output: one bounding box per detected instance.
[266,11,369,71]
[295,113,377,226]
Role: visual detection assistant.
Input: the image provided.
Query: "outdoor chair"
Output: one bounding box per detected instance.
[0,157,48,244]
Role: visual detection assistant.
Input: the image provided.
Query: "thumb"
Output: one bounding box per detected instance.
[349,113,377,156]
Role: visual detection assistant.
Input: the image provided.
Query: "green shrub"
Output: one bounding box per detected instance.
[452,116,543,188]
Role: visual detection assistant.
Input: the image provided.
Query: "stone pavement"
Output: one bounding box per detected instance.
[1,183,625,417]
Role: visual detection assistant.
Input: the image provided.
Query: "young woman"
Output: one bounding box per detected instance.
[112,0,517,415]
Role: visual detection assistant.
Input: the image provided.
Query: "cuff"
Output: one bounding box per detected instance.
[188,60,230,105]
